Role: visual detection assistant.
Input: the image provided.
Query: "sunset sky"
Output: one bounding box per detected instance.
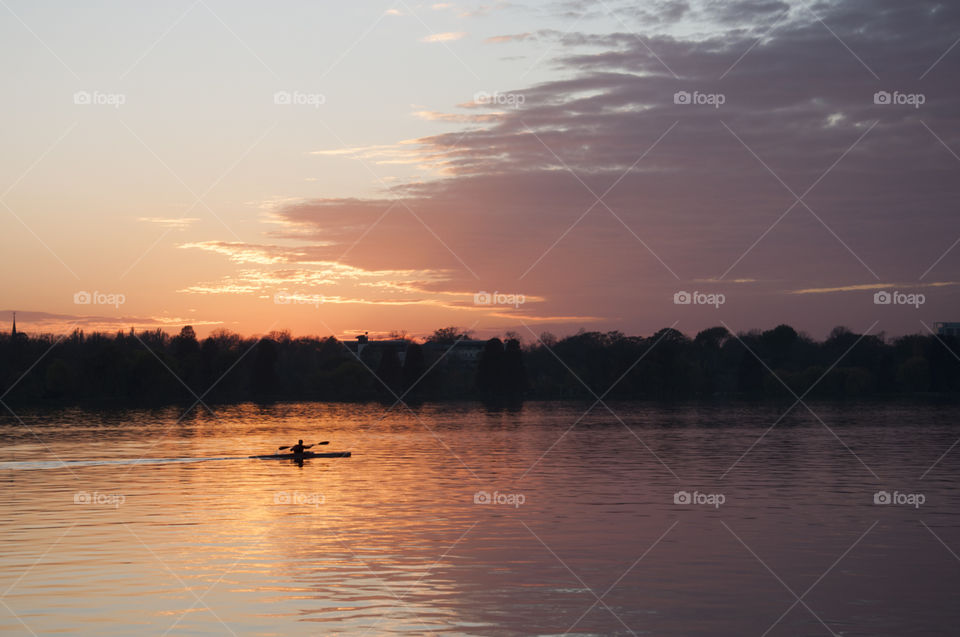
[2,0,959,341]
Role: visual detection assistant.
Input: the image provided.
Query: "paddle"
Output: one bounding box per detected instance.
[278,441,329,450]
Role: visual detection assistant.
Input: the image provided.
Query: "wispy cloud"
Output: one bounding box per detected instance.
[138,217,200,229]
[789,282,960,295]
[420,32,466,43]
[2,310,221,335]
[485,33,533,44]
[412,109,503,123]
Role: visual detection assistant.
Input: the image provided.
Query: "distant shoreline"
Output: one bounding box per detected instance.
[3,324,959,406]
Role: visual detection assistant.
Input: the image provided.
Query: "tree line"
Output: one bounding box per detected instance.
[0,324,957,405]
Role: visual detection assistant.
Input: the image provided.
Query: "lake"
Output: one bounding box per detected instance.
[1,401,959,636]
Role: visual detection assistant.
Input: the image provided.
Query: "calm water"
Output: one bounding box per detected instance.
[1,402,959,636]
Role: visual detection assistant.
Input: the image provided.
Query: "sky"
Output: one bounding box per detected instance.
[1,0,959,342]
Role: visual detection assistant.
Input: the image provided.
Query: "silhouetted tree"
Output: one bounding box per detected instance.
[428,327,472,344]
[1,323,958,405]
[402,343,427,394]
[502,338,527,396]
[252,338,278,397]
[477,338,505,394]
[375,346,403,393]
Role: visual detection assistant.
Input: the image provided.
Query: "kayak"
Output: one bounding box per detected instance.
[250,451,351,460]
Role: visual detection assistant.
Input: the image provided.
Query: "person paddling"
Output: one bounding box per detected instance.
[275,440,329,456]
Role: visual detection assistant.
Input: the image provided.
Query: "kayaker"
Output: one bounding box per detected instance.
[290,440,306,455]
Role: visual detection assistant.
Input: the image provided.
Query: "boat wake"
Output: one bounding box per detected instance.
[0,456,251,471]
